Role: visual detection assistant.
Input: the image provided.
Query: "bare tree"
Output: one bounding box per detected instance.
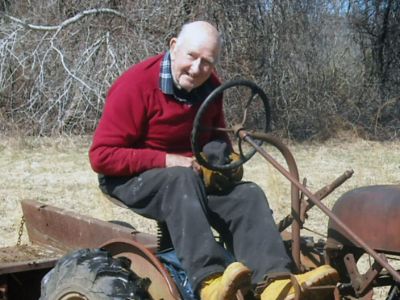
[349,0,400,138]
[0,0,398,139]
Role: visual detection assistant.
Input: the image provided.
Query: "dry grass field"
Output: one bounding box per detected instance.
[1,133,398,246]
[0,133,399,297]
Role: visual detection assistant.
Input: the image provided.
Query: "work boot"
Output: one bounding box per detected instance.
[261,265,339,300]
[200,262,252,300]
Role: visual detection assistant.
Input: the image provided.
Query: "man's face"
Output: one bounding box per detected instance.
[169,33,220,92]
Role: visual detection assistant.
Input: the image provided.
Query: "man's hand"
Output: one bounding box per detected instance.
[166,154,201,173]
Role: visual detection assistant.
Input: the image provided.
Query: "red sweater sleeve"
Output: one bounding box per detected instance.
[89,77,166,176]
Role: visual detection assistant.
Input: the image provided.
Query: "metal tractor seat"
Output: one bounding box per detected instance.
[102,192,172,251]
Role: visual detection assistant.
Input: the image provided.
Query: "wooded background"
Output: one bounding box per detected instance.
[0,0,399,140]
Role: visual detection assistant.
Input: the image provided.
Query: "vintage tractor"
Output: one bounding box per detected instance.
[0,80,399,300]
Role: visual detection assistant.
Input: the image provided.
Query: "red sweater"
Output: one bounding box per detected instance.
[89,54,226,176]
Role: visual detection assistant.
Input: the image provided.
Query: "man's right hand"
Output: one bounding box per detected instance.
[166,154,201,174]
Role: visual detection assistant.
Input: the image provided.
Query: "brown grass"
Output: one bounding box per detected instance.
[1,134,398,248]
[1,134,399,244]
[0,140,398,244]
[0,135,159,247]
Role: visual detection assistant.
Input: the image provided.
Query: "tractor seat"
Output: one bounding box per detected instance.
[101,192,173,251]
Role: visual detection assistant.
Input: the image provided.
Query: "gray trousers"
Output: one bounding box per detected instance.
[99,167,291,291]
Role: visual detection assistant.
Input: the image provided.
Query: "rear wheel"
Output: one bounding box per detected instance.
[40,248,151,300]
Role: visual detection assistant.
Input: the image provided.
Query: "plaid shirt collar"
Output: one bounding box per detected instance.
[159,51,215,104]
[159,51,175,95]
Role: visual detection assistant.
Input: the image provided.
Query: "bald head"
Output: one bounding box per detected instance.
[169,21,222,92]
[175,21,222,57]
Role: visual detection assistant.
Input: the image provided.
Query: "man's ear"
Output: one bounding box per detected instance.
[169,37,177,60]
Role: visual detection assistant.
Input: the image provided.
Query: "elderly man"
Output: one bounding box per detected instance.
[89,21,338,300]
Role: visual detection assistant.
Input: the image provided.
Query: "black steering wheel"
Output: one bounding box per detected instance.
[191,79,271,171]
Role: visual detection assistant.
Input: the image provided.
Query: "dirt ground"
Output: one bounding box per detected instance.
[0,134,399,298]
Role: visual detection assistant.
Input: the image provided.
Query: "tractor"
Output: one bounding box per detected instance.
[0,80,399,300]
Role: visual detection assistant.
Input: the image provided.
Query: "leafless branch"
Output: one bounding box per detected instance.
[1,8,126,31]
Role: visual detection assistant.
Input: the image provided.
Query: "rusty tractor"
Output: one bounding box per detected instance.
[1,79,399,300]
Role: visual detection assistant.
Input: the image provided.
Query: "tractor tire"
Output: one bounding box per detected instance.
[40,248,151,300]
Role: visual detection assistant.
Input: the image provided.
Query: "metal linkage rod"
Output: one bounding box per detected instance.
[240,131,400,282]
